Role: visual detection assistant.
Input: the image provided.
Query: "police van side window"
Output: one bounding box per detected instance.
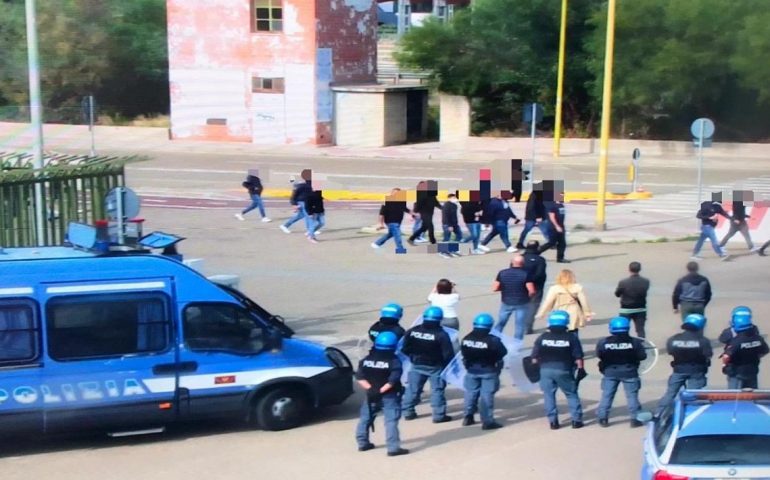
[183,303,266,354]
[0,300,39,365]
[653,409,675,454]
[47,294,170,360]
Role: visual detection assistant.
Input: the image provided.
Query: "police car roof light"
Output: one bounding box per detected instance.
[138,231,186,249]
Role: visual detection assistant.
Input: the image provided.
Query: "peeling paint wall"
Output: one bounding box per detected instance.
[316,0,377,84]
[167,0,320,144]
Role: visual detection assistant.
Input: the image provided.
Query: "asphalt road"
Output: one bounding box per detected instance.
[3,205,769,480]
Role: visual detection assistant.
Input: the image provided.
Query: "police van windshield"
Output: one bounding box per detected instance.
[670,434,770,465]
[215,284,294,338]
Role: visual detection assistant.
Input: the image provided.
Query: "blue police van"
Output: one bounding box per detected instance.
[642,389,770,479]
[0,239,353,437]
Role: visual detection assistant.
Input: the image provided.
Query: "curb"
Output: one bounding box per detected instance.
[261,188,654,202]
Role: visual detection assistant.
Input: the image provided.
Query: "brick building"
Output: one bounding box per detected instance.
[167,0,378,144]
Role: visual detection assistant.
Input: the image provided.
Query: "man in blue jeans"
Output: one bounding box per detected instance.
[531,310,585,429]
[654,314,712,418]
[516,184,549,249]
[461,313,508,430]
[479,192,520,253]
[372,188,411,253]
[492,255,535,341]
[595,317,647,428]
[692,198,731,260]
[355,331,408,457]
[280,172,313,234]
[401,307,455,423]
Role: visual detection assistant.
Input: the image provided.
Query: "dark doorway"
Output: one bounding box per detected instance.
[406,90,426,142]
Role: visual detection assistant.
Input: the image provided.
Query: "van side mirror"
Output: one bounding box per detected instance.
[267,329,283,351]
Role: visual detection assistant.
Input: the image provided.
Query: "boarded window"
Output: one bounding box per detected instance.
[206,118,227,126]
[252,77,285,94]
[254,0,282,32]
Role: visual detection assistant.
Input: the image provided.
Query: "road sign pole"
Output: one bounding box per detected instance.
[595,0,617,231]
[697,119,704,208]
[553,0,568,158]
[530,103,536,182]
[88,95,96,157]
[117,186,125,245]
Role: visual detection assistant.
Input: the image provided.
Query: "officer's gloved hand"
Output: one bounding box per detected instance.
[575,368,588,382]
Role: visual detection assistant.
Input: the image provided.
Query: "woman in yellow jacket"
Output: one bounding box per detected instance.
[536,269,594,334]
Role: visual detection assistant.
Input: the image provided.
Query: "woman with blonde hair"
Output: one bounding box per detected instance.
[536,269,593,334]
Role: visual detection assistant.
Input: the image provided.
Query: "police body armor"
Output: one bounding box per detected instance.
[669,331,710,374]
[598,334,644,378]
[725,331,769,376]
[368,321,405,342]
[461,330,506,374]
[536,331,576,370]
[360,350,402,395]
[403,324,448,367]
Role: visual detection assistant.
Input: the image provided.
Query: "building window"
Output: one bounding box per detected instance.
[254,0,282,32]
[252,77,285,94]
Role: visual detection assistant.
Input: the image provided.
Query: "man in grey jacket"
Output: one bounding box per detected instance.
[672,262,712,321]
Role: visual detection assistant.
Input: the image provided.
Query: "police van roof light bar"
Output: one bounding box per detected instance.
[681,389,770,402]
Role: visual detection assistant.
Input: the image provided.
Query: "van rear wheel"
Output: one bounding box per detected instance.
[255,387,309,431]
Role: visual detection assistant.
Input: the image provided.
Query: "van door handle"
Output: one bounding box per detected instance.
[153,362,198,375]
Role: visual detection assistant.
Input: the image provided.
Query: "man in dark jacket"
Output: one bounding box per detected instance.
[516,185,549,249]
[372,188,411,252]
[408,187,441,245]
[523,240,547,334]
[235,173,271,222]
[280,172,313,234]
[304,189,325,243]
[672,261,712,320]
[615,261,651,338]
[691,199,730,260]
[479,193,519,253]
[460,197,485,254]
[441,193,463,243]
[719,195,755,251]
[538,191,569,263]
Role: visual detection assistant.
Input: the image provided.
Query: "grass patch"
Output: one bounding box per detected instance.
[572,223,587,231]
[646,237,670,243]
[587,237,602,244]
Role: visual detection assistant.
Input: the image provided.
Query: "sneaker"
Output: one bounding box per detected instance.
[387,448,409,457]
[438,252,452,259]
[720,254,730,261]
[481,422,503,430]
[478,245,491,252]
[234,213,245,221]
[506,246,517,253]
[689,255,703,260]
[261,217,272,223]
[462,415,475,426]
[280,225,291,234]
[472,248,487,255]
[449,251,462,257]
[414,237,428,244]
[308,237,319,244]
[358,443,375,452]
[557,259,572,263]
[407,239,416,246]
[515,243,525,250]
[371,242,382,249]
[760,250,768,257]
[314,230,322,235]
[599,418,609,428]
[433,415,453,424]
[403,412,417,421]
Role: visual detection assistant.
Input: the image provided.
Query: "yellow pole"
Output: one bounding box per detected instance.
[553,0,568,158]
[595,0,616,230]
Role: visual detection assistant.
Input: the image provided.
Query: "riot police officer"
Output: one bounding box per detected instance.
[368,303,406,342]
[654,314,712,417]
[401,306,455,423]
[531,310,585,429]
[718,305,761,345]
[722,306,769,389]
[461,313,508,430]
[595,317,647,428]
[355,331,409,457]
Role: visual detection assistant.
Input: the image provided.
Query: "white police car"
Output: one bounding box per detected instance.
[641,390,770,479]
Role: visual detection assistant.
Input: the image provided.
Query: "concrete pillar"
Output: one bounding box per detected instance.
[439,93,471,142]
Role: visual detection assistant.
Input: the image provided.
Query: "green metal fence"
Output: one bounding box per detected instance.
[0,152,144,247]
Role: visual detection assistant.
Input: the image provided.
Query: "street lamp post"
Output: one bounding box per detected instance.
[595,0,617,231]
[553,0,568,158]
[25,0,46,245]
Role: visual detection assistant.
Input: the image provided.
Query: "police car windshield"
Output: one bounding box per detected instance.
[215,284,294,337]
[670,435,770,465]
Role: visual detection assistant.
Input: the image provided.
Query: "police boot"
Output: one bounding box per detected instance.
[482,421,503,430]
[403,412,417,421]
[598,418,609,428]
[433,415,452,424]
[571,420,584,429]
[549,419,560,430]
[387,448,410,457]
[462,415,475,426]
[358,443,375,452]
[630,419,643,428]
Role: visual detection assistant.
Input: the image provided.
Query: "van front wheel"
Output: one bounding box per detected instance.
[255,387,310,431]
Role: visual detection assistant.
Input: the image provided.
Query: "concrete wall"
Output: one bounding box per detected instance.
[439,93,470,142]
[334,91,384,147]
[167,0,322,144]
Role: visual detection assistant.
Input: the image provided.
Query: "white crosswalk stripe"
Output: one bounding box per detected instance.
[611,175,770,216]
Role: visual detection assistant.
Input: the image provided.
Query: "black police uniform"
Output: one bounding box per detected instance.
[655,328,712,416]
[531,327,584,426]
[354,349,404,453]
[400,322,455,421]
[595,333,647,423]
[723,330,769,389]
[461,329,508,427]
[368,320,406,343]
